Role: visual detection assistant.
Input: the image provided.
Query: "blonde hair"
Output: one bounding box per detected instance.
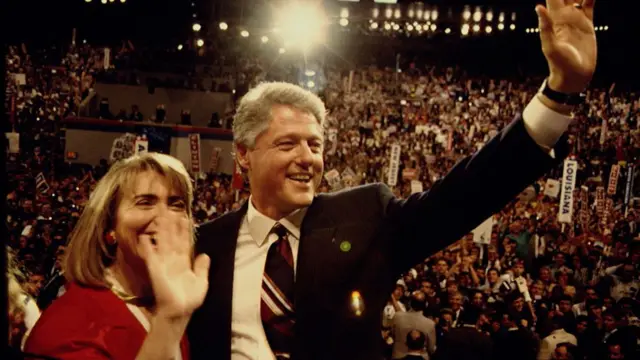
[232,81,326,149]
[64,152,194,288]
[7,248,26,316]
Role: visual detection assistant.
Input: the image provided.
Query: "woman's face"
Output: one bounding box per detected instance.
[112,171,191,282]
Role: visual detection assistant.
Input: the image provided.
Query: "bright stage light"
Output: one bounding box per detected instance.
[192,23,201,32]
[485,26,492,34]
[261,36,269,43]
[370,22,379,29]
[393,23,400,31]
[120,0,125,3]
[486,11,494,22]
[511,12,517,22]
[394,8,401,19]
[423,10,430,21]
[416,9,423,19]
[408,9,415,19]
[279,48,286,54]
[219,22,228,30]
[373,8,379,18]
[275,3,327,52]
[499,12,505,23]
[305,70,316,77]
[177,44,183,50]
[604,25,609,31]
[196,39,204,47]
[510,24,516,31]
[431,9,438,21]
[430,23,437,32]
[415,24,422,31]
[101,0,107,4]
[307,80,315,88]
[497,23,505,31]
[240,30,249,37]
[461,24,470,36]
[339,18,349,27]
[407,24,414,31]
[85,0,92,2]
[384,7,392,19]
[445,28,451,34]
[384,22,391,30]
[462,7,471,21]
[473,8,482,22]
[340,8,349,19]
[473,24,480,32]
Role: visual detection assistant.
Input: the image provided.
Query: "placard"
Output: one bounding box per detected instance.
[558,159,578,224]
[188,133,201,174]
[607,164,620,195]
[387,144,401,187]
[410,180,423,194]
[544,179,560,198]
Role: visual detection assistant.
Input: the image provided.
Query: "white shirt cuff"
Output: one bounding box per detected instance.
[522,95,573,153]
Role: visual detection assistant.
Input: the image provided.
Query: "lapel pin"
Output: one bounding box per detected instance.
[339,240,352,252]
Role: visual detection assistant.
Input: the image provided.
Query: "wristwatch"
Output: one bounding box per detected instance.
[540,78,586,106]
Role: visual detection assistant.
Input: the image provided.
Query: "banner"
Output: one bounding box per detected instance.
[600,118,608,145]
[544,179,560,198]
[580,186,589,212]
[595,186,605,216]
[558,159,578,224]
[324,169,341,189]
[624,165,635,215]
[387,144,401,187]
[410,180,423,194]
[402,168,418,180]
[35,172,50,194]
[188,133,201,174]
[5,132,19,153]
[209,147,221,173]
[134,135,149,155]
[607,164,620,195]
[472,216,494,245]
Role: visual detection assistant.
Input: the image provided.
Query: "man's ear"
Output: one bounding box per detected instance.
[235,143,250,171]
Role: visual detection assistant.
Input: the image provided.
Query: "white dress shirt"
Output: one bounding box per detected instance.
[231,198,306,360]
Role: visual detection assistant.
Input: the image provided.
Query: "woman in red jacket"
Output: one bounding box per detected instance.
[25,152,210,360]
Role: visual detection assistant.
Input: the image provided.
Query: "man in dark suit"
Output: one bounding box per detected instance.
[400,330,428,360]
[493,311,539,360]
[188,2,598,359]
[434,308,493,360]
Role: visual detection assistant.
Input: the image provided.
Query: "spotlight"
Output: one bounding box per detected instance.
[416,9,423,19]
[109,0,114,2]
[499,12,505,23]
[445,28,451,34]
[120,0,125,3]
[339,18,349,27]
[604,25,609,30]
[85,0,92,2]
[196,39,204,47]
[510,24,516,31]
[485,26,492,34]
[394,8,401,19]
[407,24,414,31]
[372,7,379,18]
[424,10,430,21]
[279,48,286,54]
[305,70,316,76]
[486,11,494,22]
[177,44,183,50]
[261,35,269,43]
[511,12,517,22]
[340,8,349,19]
[408,9,415,19]
[461,24,470,36]
[307,80,315,88]
[101,0,107,3]
[497,23,505,31]
[192,23,201,32]
[219,22,228,30]
[472,24,480,32]
[384,22,391,30]
[393,23,400,31]
[526,29,530,33]
[431,9,438,21]
[370,22,379,30]
[473,7,482,22]
[240,30,250,37]
[462,7,471,21]
[385,7,392,19]
[415,24,422,31]
[430,23,437,32]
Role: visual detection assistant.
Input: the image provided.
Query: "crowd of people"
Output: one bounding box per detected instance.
[5,38,640,360]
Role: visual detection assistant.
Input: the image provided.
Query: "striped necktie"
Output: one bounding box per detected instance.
[261,223,295,359]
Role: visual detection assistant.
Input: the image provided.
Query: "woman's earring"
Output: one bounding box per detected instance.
[105,231,117,245]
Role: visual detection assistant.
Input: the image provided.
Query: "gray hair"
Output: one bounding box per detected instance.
[233,82,326,149]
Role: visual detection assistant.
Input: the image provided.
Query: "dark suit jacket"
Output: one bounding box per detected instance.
[434,326,493,360]
[25,283,190,359]
[188,116,568,360]
[493,328,539,360]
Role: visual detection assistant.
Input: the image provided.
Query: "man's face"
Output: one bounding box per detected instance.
[472,292,484,307]
[436,260,448,275]
[26,274,45,296]
[577,320,588,334]
[559,299,572,313]
[554,345,570,360]
[513,263,525,277]
[604,315,616,332]
[238,104,324,218]
[450,294,462,311]
[512,297,524,312]
[421,281,433,295]
[608,344,624,359]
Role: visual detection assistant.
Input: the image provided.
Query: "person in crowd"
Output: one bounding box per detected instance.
[400,330,428,360]
[538,315,578,360]
[435,308,493,360]
[7,248,41,350]
[392,291,437,360]
[493,311,539,360]
[24,153,210,359]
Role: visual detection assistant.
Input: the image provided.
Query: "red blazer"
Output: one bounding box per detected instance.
[25,282,190,360]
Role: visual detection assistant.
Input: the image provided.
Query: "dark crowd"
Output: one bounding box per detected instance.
[5,40,640,360]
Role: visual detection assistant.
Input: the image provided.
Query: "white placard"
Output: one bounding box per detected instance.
[608,164,620,195]
[473,216,494,244]
[387,144,401,187]
[189,133,201,174]
[558,159,578,224]
[544,179,560,198]
[324,169,341,189]
[5,132,19,153]
[410,180,423,194]
[35,172,49,193]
